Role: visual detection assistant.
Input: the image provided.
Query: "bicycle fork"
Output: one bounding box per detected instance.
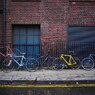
[6,59,12,67]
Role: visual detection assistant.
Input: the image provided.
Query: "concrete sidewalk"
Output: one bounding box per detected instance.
[0,69,95,81]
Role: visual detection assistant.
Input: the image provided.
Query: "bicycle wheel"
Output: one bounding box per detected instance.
[38,56,47,68]
[70,57,81,69]
[50,58,65,70]
[38,56,55,69]
[1,58,14,73]
[0,55,4,68]
[81,58,94,71]
[25,58,39,71]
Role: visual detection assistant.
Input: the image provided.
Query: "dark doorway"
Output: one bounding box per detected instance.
[13,25,40,58]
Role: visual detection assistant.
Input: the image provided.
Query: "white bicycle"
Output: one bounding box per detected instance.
[1,49,38,72]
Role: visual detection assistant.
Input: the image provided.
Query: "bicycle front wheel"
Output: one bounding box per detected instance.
[26,58,39,71]
[50,58,65,70]
[1,58,14,73]
[81,58,94,71]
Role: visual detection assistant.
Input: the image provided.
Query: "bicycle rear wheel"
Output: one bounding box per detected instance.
[1,58,14,73]
[70,57,81,69]
[26,58,39,71]
[38,56,55,69]
[81,58,94,71]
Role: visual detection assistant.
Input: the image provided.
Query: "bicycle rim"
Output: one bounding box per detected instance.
[70,64,81,69]
[81,58,94,71]
[2,58,14,73]
[26,58,39,71]
[70,57,81,69]
[51,58,64,70]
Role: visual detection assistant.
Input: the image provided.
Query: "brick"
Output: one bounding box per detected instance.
[0,0,95,44]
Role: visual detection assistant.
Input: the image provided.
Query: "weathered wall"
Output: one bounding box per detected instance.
[6,0,68,44]
[69,1,95,25]
[1,0,95,46]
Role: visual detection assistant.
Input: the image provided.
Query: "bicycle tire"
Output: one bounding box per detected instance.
[1,58,14,73]
[81,57,94,71]
[26,58,39,71]
[70,57,81,69]
[38,56,47,68]
[0,55,4,68]
[38,56,55,69]
[50,58,65,70]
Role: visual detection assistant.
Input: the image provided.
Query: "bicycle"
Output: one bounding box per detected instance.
[50,51,80,70]
[0,46,15,68]
[34,50,56,69]
[1,47,38,72]
[81,54,95,71]
[0,46,15,57]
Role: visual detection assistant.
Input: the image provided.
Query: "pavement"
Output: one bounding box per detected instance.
[0,69,95,81]
[0,69,95,95]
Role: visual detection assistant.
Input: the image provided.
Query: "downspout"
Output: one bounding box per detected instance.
[2,0,6,46]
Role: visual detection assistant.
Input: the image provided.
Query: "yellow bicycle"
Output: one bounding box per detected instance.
[51,51,80,70]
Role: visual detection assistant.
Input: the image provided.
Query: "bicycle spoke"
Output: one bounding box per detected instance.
[2,58,14,73]
[70,57,81,69]
[51,58,65,70]
[81,58,94,71]
[26,58,39,71]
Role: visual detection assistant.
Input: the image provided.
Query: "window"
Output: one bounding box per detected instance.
[68,26,95,42]
[13,25,41,58]
[12,0,41,2]
[68,26,95,58]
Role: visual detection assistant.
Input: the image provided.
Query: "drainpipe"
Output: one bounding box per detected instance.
[2,0,6,46]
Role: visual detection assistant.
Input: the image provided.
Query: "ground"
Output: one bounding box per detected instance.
[0,69,95,81]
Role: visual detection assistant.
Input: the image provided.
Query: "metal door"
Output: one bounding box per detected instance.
[13,25,40,58]
[68,26,95,43]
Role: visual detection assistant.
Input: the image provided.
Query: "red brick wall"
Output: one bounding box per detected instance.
[69,1,95,25]
[6,0,68,44]
[0,0,3,9]
[5,0,95,44]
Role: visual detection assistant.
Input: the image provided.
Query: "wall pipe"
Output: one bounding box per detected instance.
[2,0,6,46]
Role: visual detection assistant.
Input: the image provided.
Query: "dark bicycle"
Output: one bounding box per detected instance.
[36,50,56,69]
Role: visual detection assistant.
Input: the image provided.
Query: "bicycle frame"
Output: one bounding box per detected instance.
[0,46,15,57]
[37,54,55,68]
[9,55,26,67]
[60,54,77,66]
[89,54,95,61]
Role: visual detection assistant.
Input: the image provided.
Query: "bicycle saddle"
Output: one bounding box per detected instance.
[21,52,26,55]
